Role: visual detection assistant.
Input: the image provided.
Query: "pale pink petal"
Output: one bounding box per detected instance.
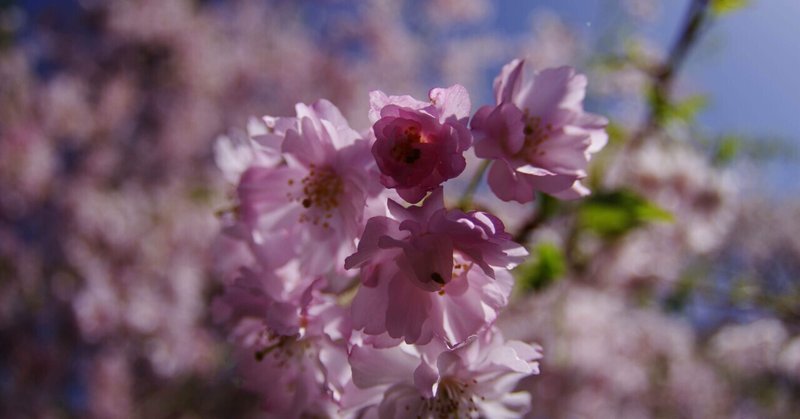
[237,166,304,226]
[412,361,438,397]
[350,268,391,335]
[529,130,592,176]
[350,345,418,389]
[550,179,590,200]
[281,119,327,165]
[524,66,587,118]
[368,90,428,123]
[429,84,471,120]
[493,58,524,104]
[473,103,526,158]
[344,216,401,270]
[487,160,536,203]
[523,172,579,196]
[386,273,435,344]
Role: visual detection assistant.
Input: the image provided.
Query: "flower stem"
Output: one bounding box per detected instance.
[513,193,557,244]
[458,160,490,210]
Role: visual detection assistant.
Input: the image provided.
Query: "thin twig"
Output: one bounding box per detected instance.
[628,0,712,149]
[457,160,490,210]
[513,208,545,244]
[513,193,556,244]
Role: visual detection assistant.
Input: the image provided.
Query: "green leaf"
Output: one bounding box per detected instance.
[711,0,750,16]
[712,134,796,163]
[713,135,742,165]
[538,192,560,220]
[666,94,709,124]
[605,122,627,147]
[674,94,708,122]
[517,243,566,292]
[578,189,673,238]
[648,87,709,126]
[648,86,670,125]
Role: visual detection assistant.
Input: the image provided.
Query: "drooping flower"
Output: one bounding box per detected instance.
[344,188,527,346]
[346,328,542,419]
[470,59,608,203]
[215,278,353,418]
[369,85,472,203]
[234,99,386,278]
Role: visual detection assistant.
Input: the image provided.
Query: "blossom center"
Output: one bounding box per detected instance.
[423,376,480,418]
[253,333,310,367]
[288,164,343,228]
[390,125,425,164]
[520,113,554,158]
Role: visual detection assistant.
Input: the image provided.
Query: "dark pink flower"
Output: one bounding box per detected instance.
[370,85,472,203]
[471,59,608,203]
[344,189,527,346]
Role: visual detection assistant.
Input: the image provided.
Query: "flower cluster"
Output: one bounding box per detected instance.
[214,59,606,417]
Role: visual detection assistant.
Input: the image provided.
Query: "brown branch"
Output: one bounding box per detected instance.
[513,208,545,244]
[628,0,713,149]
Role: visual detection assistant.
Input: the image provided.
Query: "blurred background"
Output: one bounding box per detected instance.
[1,0,798,417]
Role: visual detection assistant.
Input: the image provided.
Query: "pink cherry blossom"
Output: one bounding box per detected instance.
[344,189,527,346]
[471,59,608,203]
[212,265,310,338]
[234,99,386,278]
[346,328,542,419]
[369,85,472,203]
[216,279,352,418]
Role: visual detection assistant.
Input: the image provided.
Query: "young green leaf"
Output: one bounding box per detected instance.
[711,0,749,16]
[578,189,673,238]
[517,243,566,292]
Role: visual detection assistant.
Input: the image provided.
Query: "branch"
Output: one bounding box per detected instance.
[628,0,713,148]
[457,160,490,210]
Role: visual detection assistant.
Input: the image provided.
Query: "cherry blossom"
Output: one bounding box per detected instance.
[347,328,542,419]
[471,59,608,202]
[370,85,472,203]
[235,99,386,278]
[345,189,527,346]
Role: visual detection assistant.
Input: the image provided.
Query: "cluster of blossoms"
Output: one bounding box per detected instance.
[7,1,800,418]
[213,58,607,418]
